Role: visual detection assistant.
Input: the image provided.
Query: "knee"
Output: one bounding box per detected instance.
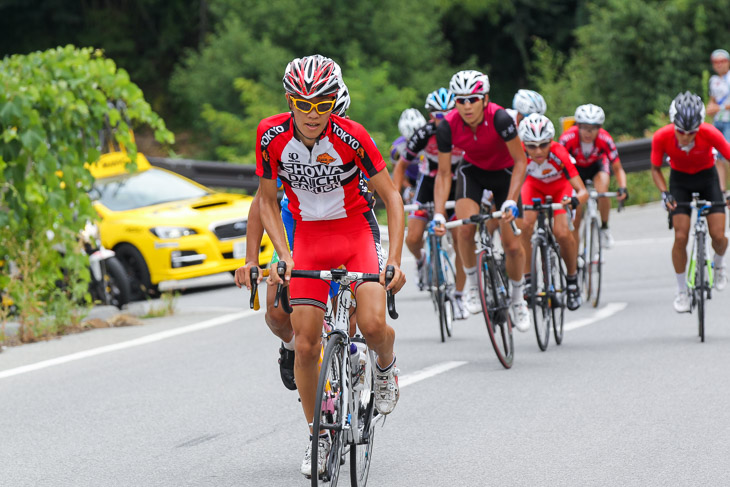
[503,238,523,255]
[357,314,386,341]
[405,231,421,248]
[265,307,290,331]
[674,234,689,248]
[294,331,322,363]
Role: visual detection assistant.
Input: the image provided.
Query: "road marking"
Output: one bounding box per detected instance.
[564,302,628,332]
[399,361,468,388]
[0,311,254,380]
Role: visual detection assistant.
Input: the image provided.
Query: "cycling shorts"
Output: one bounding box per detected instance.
[454,162,522,216]
[669,167,725,216]
[289,211,384,310]
[576,158,609,182]
[521,177,573,216]
[410,174,456,220]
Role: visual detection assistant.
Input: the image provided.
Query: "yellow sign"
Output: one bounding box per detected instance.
[87,152,151,179]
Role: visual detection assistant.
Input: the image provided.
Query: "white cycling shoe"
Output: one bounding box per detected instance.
[374,362,399,415]
[510,300,531,332]
[301,436,331,477]
[464,286,482,314]
[673,291,691,313]
[715,266,727,291]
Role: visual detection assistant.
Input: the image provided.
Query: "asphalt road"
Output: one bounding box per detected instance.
[2,202,730,487]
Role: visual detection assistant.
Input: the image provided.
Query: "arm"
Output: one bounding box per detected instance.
[707,97,721,118]
[434,151,453,216]
[392,157,409,194]
[651,164,676,210]
[504,137,528,214]
[368,170,406,293]
[233,192,264,289]
[568,175,589,205]
[611,159,628,200]
[258,178,293,283]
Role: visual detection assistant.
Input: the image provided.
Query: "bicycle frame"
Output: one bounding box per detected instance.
[687,204,714,292]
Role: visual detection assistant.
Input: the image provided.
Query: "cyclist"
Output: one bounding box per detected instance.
[506,89,547,126]
[650,91,730,312]
[392,88,467,317]
[517,114,589,311]
[432,69,531,332]
[559,104,628,249]
[255,55,405,477]
[391,108,427,203]
[234,79,353,393]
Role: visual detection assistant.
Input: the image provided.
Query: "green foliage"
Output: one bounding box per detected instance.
[0,46,172,341]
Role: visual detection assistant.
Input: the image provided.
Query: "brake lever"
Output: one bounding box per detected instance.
[384,265,399,320]
[274,261,294,314]
[249,267,259,310]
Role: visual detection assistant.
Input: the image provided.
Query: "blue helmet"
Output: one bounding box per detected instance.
[425,88,455,112]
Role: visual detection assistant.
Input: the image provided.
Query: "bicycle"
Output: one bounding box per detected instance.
[577,180,623,307]
[523,197,573,351]
[251,262,398,486]
[444,202,521,369]
[670,194,725,342]
[404,201,457,342]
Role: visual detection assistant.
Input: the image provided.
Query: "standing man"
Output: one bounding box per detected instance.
[707,48,730,192]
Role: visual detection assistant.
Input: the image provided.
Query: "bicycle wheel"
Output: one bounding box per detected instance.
[530,240,550,351]
[550,246,566,345]
[587,218,602,307]
[439,248,457,338]
[578,218,588,301]
[350,341,376,487]
[477,249,514,368]
[429,235,446,342]
[696,231,705,342]
[311,334,347,486]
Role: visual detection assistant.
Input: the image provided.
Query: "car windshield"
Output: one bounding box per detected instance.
[91,168,211,211]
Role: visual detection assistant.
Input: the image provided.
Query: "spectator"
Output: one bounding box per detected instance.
[707,48,730,192]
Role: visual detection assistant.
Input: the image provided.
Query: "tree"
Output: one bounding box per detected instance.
[0,46,172,341]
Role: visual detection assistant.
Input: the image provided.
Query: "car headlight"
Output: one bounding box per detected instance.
[150,226,197,239]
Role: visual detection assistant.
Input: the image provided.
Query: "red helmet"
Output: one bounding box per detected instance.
[283,55,340,99]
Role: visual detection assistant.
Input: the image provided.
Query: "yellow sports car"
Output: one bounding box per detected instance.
[89,152,273,299]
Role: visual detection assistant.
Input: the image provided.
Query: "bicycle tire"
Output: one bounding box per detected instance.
[350,341,376,487]
[578,218,588,302]
[430,234,446,343]
[312,334,347,486]
[588,218,602,307]
[550,246,566,345]
[477,249,514,369]
[439,248,457,338]
[697,231,705,343]
[531,239,550,351]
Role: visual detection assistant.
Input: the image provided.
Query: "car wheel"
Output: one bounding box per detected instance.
[114,243,159,301]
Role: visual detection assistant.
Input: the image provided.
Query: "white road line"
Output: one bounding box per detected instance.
[564,302,628,332]
[0,311,254,380]
[399,361,468,388]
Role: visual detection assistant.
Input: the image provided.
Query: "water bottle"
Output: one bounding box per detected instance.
[349,343,364,389]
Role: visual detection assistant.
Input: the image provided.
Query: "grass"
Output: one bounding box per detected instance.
[141,291,179,318]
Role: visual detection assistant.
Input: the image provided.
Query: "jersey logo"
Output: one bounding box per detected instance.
[542,168,553,175]
[356,147,365,158]
[262,149,270,162]
[316,152,336,164]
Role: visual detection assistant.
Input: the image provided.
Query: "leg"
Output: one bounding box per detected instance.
[553,214,577,275]
[707,212,729,257]
[291,305,327,430]
[500,217,526,282]
[520,212,537,276]
[594,171,611,227]
[455,198,479,268]
[671,214,691,274]
[405,217,426,260]
[266,281,294,342]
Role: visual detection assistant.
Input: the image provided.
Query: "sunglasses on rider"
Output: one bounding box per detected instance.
[524,141,551,150]
[289,96,336,114]
[675,128,699,135]
[455,95,484,105]
[577,124,600,132]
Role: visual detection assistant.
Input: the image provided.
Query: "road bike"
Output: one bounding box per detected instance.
[252,262,398,486]
[523,197,572,351]
[577,180,622,307]
[671,194,725,342]
[445,202,520,369]
[404,201,456,342]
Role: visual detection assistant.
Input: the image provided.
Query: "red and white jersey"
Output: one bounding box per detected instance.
[559,125,620,168]
[256,113,385,221]
[524,141,579,184]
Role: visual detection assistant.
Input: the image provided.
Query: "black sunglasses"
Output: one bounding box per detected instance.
[455,95,483,105]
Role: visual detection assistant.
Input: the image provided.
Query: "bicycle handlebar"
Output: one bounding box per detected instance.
[404,200,456,212]
[444,211,522,236]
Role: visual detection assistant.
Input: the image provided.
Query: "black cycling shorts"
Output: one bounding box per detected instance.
[576,158,609,183]
[669,166,725,216]
[412,174,456,220]
[454,162,522,216]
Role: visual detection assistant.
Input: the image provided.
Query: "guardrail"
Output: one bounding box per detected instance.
[148,138,652,191]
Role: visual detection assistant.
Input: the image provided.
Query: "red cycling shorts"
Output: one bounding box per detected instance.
[289,211,384,310]
[521,176,574,215]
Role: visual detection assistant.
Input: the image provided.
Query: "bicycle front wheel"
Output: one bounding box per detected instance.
[312,334,347,486]
[531,240,551,351]
[477,249,514,369]
[588,218,602,307]
[350,340,376,487]
[429,235,446,342]
[439,247,457,339]
[549,245,566,345]
[696,231,705,343]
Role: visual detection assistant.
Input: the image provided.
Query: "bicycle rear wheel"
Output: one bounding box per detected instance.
[312,334,347,486]
[477,249,514,369]
[588,218,602,307]
[531,240,550,351]
[429,235,446,342]
[697,232,705,343]
[439,247,457,339]
[550,246,566,345]
[350,340,376,487]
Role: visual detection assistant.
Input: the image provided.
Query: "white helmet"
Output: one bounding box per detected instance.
[518,113,555,143]
[574,104,605,125]
[282,54,340,99]
[333,81,350,116]
[512,89,546,116]
[398,108,426,139]
[449,70,490,96]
